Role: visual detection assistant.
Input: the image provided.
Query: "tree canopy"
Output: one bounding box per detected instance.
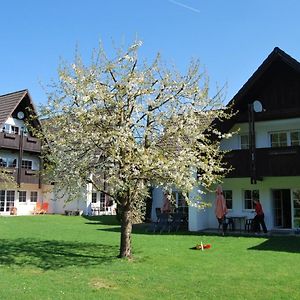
[38,41,232,258]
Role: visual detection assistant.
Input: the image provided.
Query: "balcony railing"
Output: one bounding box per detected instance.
[0,132,41,153]
[224,146,300,178]
[0,167,40,185]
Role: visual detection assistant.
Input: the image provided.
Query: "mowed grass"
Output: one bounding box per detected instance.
[0,215,300,300]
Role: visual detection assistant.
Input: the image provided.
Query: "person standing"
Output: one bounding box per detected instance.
[162,192,171,214]
[215,185,228,235]
[253,199,268,233]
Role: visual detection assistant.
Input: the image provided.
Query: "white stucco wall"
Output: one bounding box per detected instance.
[197,176,300,231]
[220,117,300,150]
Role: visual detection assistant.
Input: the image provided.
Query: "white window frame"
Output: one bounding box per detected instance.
[240,134,250,149]
[292,189,300,228]
[21,160,33,170]
[269,130,300,147]
[30,191,38,203]
[243,189,259,210]
[18,191,27,203]
[91,192,97,204]
[223,190,233,210]
[10,126,19,135]
[290,131,300,146]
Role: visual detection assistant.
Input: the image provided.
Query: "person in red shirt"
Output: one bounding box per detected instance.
[253,199,268,233]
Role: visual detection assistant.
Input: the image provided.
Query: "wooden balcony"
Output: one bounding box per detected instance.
[0,167,40,185]
[0,132,41,153]
[224,146,300,178]
[20,169,40,185]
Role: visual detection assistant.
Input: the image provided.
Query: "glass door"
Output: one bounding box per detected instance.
[0,190,15,212]
[292,190,300,228]
[273,189,291,228]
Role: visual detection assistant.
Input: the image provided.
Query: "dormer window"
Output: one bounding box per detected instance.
[11,126,19,135]
[2,124,20,135]
[2,124,10,133]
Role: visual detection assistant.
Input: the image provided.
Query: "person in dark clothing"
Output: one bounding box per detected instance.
[253,199,268,233]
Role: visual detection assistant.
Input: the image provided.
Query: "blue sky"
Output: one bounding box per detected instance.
[1,0,300,106]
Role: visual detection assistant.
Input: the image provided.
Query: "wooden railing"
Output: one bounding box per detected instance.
[224,146,300,178]
[0,167,40,185]
[0,132,41,153]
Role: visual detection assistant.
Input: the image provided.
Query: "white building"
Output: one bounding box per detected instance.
[0,90,115,216]
[153,47,300,232]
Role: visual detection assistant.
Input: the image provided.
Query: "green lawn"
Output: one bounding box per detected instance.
[0,215,299,300]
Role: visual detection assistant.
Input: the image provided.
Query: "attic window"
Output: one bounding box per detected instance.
[11,126,19,135]
[2,124,10,133]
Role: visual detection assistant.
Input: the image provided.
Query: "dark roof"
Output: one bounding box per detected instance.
[229,47,300,108]
[217,47,300,133]
[0,89,39,128]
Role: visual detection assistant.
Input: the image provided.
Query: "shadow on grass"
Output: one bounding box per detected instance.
[248,236,300,253]
[82,215,120,226]
[97,224,198,236]
[0,238,119,270]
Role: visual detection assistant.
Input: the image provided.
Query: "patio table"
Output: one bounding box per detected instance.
[226,215,247,232]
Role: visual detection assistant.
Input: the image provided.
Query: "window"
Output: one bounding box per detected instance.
[270,132,287,147]
[100,192,105,203]
[2,124,9,133]
[0,158,7,167]
[244,190,259,209]
[293,190,300,228]
[6,191,15,210]
[30,191,38,202]
[240,134,249,149]
[171,191,188,207]
[92,192,97,203]
[11,126,19,135]
[19,191,26,203]
[100,192,106,210]
[22,160,33,170]
[223,190,233,209]
[7,158,17,168]
[0,158,17,168]
[0,190,5,212]
[291,131,300,146]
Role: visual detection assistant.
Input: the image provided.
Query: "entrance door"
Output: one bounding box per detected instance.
[273,189,291,228]
[0,190,15,213]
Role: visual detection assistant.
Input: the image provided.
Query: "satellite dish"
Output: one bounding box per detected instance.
[253,100,263,113]
[17,111,25,119]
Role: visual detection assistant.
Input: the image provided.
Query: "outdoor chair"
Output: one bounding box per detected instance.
[155,207,162,221]
[154,213,170,233]
[32,203,42,215]
[33,202,49,214]
[169,212,183,232]
[40,202,49,214]
[245,218,254,232]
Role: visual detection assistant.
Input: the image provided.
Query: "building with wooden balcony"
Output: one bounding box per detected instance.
[188,47,300,232]
[0,90,53,215]
[0,89,116,216]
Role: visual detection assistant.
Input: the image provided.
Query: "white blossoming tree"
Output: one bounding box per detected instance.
[38,41,231,258]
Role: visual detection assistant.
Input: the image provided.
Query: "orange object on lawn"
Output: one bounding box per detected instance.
[33,202,49,214]
[191,243,211,250]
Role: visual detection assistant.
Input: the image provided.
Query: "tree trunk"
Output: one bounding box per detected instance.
[119,205,132,258]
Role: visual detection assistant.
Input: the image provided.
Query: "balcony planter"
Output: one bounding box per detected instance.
[25,170,37,176]
[26,137,38,143]
[4,133,16,139]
